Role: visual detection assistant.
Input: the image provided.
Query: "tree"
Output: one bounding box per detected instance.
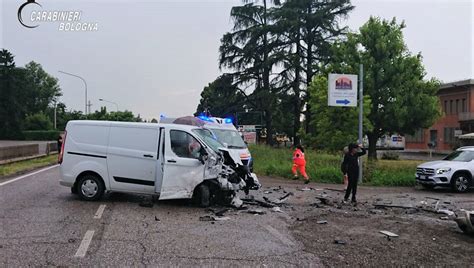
[195,75,246,118]
[0,49,25,138]
[331,17,440,158]
[219,2,282,145]
[271,0,353,144]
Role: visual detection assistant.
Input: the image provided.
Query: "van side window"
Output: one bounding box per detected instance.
[170,130,201,159]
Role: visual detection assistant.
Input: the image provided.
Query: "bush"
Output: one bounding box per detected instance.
[381,151,400,160]
[23,112,53,130]
[22,130,60,141]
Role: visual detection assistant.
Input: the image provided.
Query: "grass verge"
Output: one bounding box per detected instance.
[0,154,57,178]
[250,145,423,187]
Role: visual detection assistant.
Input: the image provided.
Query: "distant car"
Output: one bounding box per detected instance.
[416,147,474,192]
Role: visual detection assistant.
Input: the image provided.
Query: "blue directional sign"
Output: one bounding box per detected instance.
[336,99,351,105]
[328,74,358,107]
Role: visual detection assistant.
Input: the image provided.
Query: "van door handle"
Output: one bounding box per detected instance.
[143,154,153,158]
[167,159,177,163]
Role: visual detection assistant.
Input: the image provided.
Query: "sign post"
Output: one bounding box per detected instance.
[358,64,364,183]
[328,69,364,182]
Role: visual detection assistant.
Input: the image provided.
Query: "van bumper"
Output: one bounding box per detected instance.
[60,180,74,187]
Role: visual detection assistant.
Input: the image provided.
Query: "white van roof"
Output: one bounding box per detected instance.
[67,120,203,132]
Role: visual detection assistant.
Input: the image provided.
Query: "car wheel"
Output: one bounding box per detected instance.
[77,174,104,201]
[451,173,471,193]
[194,184,210,208]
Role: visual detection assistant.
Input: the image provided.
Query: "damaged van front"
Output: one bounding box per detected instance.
[192,128,260,207]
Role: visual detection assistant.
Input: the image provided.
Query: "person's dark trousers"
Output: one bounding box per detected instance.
[344,173,359,202]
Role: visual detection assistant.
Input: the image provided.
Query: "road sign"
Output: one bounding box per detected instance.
[328,74,358,107]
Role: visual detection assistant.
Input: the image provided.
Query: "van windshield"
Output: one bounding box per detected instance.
[210,129,247,149]
[443,150,474,162]
[192,129,225,153]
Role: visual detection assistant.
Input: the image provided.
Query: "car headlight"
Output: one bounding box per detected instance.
[436,168,451,174]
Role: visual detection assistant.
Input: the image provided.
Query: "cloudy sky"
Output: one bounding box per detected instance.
[1,0,473,120]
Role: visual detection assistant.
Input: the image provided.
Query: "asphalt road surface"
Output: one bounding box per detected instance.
[1,166,473,266]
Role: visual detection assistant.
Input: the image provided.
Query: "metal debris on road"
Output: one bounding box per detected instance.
[454,210,474,235]
[271,207,283,213]
[380,231,399,238]
[316,220,328,224]
[437,209,455,217]
[247,209,266,215]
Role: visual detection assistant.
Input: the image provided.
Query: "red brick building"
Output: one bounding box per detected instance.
[405,79,474,152]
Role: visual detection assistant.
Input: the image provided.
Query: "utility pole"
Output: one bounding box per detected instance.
[54,102,57,129]
[87,100,93,115]
[58,70,88,115]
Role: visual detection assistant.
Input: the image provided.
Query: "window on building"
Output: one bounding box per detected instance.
[450,100,454,114]
[462,99,467,112]
[444,127,459,144]
[406,129,424,143]
[444,100,448,114]
[456,99,460,114]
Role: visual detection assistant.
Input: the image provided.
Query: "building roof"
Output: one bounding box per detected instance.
[440,79,474,90]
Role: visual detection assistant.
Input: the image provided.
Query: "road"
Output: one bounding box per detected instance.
[0,166,319,266]
[1,167,473,266]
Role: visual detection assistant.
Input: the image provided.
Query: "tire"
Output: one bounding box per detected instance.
[451,173,471,193]
[194,184,210,208]
[77,174,105,201]
[71,186,78,194]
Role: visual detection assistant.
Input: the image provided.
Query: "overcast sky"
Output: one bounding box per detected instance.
[1,0,473,120]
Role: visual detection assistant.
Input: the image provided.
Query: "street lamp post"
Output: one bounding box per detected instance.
[99,98,119,112]
[58,70,88,115]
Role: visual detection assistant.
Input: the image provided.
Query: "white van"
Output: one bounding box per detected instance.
[59,120,260,206]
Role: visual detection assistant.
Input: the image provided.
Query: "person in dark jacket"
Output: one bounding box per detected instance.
[341,143,366,204]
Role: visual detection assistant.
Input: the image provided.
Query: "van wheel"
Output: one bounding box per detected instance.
[194,184,210,207]
[451,173,471,193]
[77,174,104,201]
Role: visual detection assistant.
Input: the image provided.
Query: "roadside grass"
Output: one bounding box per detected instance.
[0,155,57,178]
[250,145,424,187]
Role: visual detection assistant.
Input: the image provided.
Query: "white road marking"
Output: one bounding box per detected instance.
[262,224,295,246]
[93,204,106,219]
[74,230,95,257]
[0,164,59,187]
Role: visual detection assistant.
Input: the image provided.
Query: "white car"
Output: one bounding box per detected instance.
[416,147,474,192]
[59,120,260,206]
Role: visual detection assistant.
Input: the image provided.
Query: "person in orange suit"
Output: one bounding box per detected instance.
[292,144,309,184]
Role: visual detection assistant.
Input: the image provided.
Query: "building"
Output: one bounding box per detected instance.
[405,79,474,152]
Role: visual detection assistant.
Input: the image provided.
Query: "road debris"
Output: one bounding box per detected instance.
[437,209,455,217]
[199,215,230,221]
[298,187,312,191]
[334,239,346,245]
[324,188,345,193]
[215,208,229,217]
[316,220,328,224]
[454,210,474,235]
[271,207,283,213]
[231,196,244,208]
[380,231,399,238]
[247,209,266,215]
[154,216,160,221]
